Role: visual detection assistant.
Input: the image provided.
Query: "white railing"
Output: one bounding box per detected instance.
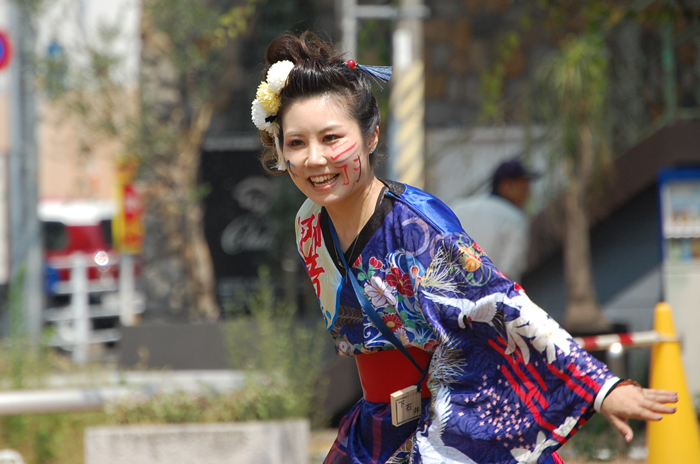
[0,370,246,416]
[573,330,678,351]
[45,252,144,364]
[573,330,681,380]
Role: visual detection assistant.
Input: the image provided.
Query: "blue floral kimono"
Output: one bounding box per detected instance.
[295,180,615,464]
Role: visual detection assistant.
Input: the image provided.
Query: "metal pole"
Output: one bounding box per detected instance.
[119,254,135,326]
[389,0,426,189]
[7,1,23,339]
[0,369,247,416]
[661,20,677,121]
[7,2,42,343]
[71,253,90,365]
[0,387,133,415]
[606,342,627,378]
[340,0,357,57]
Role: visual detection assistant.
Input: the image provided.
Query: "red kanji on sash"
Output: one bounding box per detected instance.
[299,213,325,298]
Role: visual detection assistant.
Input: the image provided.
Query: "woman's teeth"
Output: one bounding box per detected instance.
[310,174,338,187]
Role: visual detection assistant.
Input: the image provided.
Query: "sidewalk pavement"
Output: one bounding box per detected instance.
[307,429,646,464]
[309,429,336,464]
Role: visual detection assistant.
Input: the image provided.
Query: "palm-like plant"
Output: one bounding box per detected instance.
[536,34,612,332]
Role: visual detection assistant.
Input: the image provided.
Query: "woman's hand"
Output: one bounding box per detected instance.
[599,385,678,443]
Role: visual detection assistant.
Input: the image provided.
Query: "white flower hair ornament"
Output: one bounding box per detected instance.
[251,60,294,171]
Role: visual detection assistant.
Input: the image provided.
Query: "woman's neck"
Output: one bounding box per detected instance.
[326,177,383,252]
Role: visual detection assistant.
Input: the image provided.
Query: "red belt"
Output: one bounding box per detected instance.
[355,347,433,403]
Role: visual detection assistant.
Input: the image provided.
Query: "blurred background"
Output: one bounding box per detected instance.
[0,0,699,462]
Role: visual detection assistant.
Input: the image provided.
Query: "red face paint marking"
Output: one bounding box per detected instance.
[332,153,356,165]
[331,140,349,152]
[331,142,357,161]
[336,148,364,186]
[338,164,350,185]
[331,144,360,166]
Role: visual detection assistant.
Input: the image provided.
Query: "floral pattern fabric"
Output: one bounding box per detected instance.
[295,181,615,464]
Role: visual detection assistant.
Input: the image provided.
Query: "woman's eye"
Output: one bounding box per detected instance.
[287,140,303,147]
[324,134,340,143]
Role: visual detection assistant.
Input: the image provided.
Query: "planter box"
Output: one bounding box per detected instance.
[85,419,309,464]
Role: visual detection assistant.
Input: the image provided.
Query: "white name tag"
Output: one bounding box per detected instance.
[390,385,422,427]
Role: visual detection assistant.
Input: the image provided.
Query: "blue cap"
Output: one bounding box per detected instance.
[492,160,540,190]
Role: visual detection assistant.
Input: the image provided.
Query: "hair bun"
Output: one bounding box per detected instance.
[265,32,335,67]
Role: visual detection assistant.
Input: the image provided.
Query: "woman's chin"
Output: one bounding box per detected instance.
[309,191,353,211]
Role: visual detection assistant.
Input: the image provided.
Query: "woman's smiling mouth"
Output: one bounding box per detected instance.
[309,174,339,188]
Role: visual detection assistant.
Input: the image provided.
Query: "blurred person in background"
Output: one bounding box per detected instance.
[451,159,540,283]
[251,31,677,464]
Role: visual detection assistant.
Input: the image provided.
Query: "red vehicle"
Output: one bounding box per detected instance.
[39,201,119,306]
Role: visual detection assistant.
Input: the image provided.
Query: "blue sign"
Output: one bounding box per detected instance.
[0,31,11,71]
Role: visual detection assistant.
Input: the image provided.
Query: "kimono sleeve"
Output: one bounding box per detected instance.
[415,232,616,462]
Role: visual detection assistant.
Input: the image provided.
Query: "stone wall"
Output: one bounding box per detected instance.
[85,419,309,464]
[423,0,525,127]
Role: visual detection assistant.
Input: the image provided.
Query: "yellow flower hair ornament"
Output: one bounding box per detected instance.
[251,60,294,171]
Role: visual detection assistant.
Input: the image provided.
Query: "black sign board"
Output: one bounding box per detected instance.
[200,148,276,310]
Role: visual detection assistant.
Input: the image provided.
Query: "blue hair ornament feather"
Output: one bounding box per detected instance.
[347,60,392,85]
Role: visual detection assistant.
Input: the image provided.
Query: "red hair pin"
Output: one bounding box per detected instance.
[346,60,392,84]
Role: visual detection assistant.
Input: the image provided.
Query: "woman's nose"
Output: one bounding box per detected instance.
[306,142,327,166]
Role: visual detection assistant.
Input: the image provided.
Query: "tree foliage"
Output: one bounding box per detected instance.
[25,0,265,321]
[478,0,700,330]
[480,0,700,130]
[136,0,268,320]
[535,34,610,171]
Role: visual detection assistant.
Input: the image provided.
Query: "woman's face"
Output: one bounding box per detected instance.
[281,95,378,213]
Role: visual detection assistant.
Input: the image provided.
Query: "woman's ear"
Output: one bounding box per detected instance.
[368,125,380,152]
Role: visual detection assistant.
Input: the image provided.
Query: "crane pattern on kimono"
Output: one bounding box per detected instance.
[420,291,506,333]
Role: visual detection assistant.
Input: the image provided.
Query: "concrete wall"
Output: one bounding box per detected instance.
[38,100,121,202]
[85,419,309,464]
[426,126,549,206]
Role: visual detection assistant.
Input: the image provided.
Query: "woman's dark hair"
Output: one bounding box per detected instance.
[257,31,382,174]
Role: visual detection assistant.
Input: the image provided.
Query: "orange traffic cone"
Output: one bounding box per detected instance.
[647,302,700,464]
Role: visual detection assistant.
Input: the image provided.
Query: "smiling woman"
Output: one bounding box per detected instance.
[250,31,677,464]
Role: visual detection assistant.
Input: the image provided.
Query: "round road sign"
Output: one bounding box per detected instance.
[0,32,12,71]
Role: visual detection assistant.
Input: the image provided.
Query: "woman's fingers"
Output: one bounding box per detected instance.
[628,405,663,421]
[615,398,674,421]
[641,398,677,415]
[643,389,678,404]
[600,385,678,429]
[603,412,634,443]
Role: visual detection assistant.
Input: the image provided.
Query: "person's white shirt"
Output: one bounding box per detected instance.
[451,193,529,282]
